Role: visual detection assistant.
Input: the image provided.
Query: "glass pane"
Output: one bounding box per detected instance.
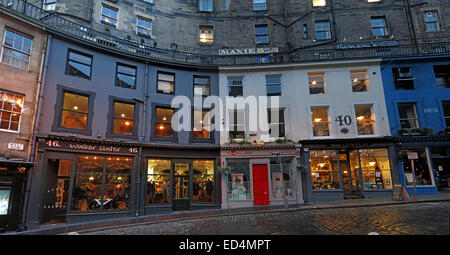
[114,102,134,119]
[106,157,132,174]
[103,175,130,210]
[401,148,433,186]
[193,160,215,203]
[351,70,369,92]
[359,149,392,190]
[193,110,211,139]
[148,160,171,175]
[71,156,104,212]
[117,65,136,76]
[229,86,243,97]
[155,123,173,137]
[61,110,87,130]
[117,74,136,89]
[355,105,374,135]
[157,80,174,94]
[227,159,250,200]
[68,61,91,79]
[0,187,11,215]
[113,119,133,135]
[310,150,340,190]
[311,106,330,136]
[174,163,190,176]
[146,175,170,204]
[63,93,89,113]
[309,73,325,94]
[69,52,92,66]
[267,84,281,96]
[156,108,173,123]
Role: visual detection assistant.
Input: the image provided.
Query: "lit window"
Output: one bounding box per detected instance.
[61,92,89,130]
[367,0,381,2]
[433,65,450,88]
[255,24,269,44]
[194,76,210,97]
[101,5,118,28]
[253,0,267,11]
[147,159,171,204]
[398,103,419,129]
[1,29,32,69]
[400,148,433,186]
[155,107,174,137]
[268,109,285,138]
[310,150,340,190]
[66,50,92,79]
[309,72,326,94]
[370,17,388,37]
[355,104,375,135]
[0,90,24,132]
[312,0,326,7]
[442,101,450,128]
[350,70,369,92]
[359,149,392,190]
[314,21,331,40]
[112,101,135,136]
[157,72,175,94]
[43,0,56,11]
[199,0,213,12]
[193,109,211,139]
[424,11,440,32]
[199,26,214,44]
[136,17,152,37]
[393,67,414,90]
[311,106,330,136]
[116,63,136,89]
[266,76,282,96]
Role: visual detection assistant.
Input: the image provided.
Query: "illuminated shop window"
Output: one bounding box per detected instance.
[0,91,24,132]
[312,0,326,7]
[359,149,392,190]
[71,156,132,211]
[193,109,211,139]
[155,107,174,137]
[2,29,32,69]
[350,70,369,92]
[199,26,214,44]
[112,101,135,136]
[309,72,326,94]
[116,63,136,89]
[311,106,330,137]
[61,92,89,130]
[310,150,340,190]
[157,72,175,94]
[136,16,152,37]
[193,160,215,203]
[147,159,171,204]
[101,4,118,28]
[270,159,295,198]
[227,159,251,200]
[398,103,419,129]
[355,104,375,135]
[400,148,434,186]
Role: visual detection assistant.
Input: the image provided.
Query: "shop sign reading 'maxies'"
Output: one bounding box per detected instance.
[45,139,139,154]
[219,47,278,56]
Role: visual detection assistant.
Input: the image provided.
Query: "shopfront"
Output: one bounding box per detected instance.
[299,138,398,203]
[0,161,31,231]
[220,144,302,209]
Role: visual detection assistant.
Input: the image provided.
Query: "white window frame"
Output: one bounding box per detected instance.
[0,90,24,133]
[308,104,333,139]
[1,29,33,70]
[312,0,326,7]
[199,26,214,44]
[136,16,152,37]
[352,102,378,137]
[308,72,326,94]
[228,109,246,142]
[350,70,370,92]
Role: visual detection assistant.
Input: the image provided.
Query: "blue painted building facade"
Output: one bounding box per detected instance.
[381,55,450,195]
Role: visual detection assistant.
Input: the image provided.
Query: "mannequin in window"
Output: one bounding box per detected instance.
[206,177,213,202]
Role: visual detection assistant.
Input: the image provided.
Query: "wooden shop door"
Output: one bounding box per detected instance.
[252,164,270,205]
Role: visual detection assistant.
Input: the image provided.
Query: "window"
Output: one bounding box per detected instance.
[193,109,211,139]
[442,101,450,128]
[311,106,330,136]
[116,63,136,89]
[370,17,388,37]
[136,17,152,37]
[351,70,369,92]
[101,4,118,28]
[434,65,450,88]
[270,159,295,198]
[424,11,440,32]
[66,50,92,79]
[310,150,340,190]
[359,149,392,190]
[393,67,414,90]
[255,24,269,44]
[199,26,214,44]
[71,156,132,211]
[147,159,171,204]
[199,0,213,12]
[193,160,215,203]
[155,107,174,137]
[2,29,32,69]
[61,92,89,130]
[400,148,433,186]
[227,159,251,200]
[157,72,175,94]
[253,0,267,11]
[309,72,326,94]
[355,104,375,135]
[368,0,381,2]
[312,0,326,7]
[143,0,153,3]
[266,76,281,96]
[0,187,11,215]
[314,21,331,40]
[111,101,135,136]
[229,109,245,140]
[268,109,285,138]
[228,77,243,97]
[43,0,56,11]
[0,90,24,132]
[398,103,419,129]
[194,76,210,96]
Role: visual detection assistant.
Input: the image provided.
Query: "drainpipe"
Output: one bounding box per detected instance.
[20,34,52,231]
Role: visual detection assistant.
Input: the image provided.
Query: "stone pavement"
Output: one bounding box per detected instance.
[5,192,450,235]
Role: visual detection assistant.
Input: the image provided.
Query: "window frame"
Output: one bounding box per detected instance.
[309,104,333,138]
[156,71,176,95]
[151,103,178,142]
[350,70,370,92]
[423,10,440,32]
[392,67,415,90]
[370,16,389,37]
[106,96,139,139]
[397,102,419,130]
[1,28,33,70]
[308,72,326,94]
[253,0,267,11]
[115,63,137,89]
[193,75,211,97]
[441,101,450,128]
[266,75,282,96]
[52,85,95,136]
[65,49,93,80]
[353,103,377,137]
[199,0,213,12]
[136,16,152,38]
[190,107,215,143]
[0,89,25,133]
[267,108,286,139]
[228,77,243,97]
[199,26,214,45]
[254,24,269,45]
[314,20,331,41]
[43,0,56,11]
[101,4,119,28]
[228,109,246,141]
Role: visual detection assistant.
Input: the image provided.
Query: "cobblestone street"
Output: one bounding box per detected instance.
[83,201,450,235]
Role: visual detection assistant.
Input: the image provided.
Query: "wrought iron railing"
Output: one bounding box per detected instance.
[1,0,450,67]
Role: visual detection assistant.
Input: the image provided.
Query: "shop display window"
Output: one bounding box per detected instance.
[270,159,295,198]
[61,92,89,130]
[227,159,251,200]
[147,160,171,204]
[0,187,11,215]
[401,148,434,186]
[310,150,340,190]
[359,149,392,190]
[155,107,174,137]
[355,104,375,135]
[311,106,330,136]
[112,101,135,135]
[71,156,132,212]
[193,160,215,203]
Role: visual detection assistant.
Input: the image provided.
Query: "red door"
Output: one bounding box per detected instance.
[252,164,270,205]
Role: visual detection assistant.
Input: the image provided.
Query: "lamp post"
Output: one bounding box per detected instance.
[274,152,288,209]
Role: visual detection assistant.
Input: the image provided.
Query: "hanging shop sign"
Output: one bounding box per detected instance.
[45,139,139,154]
[219,47,279,56]
[335,41,399,50]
